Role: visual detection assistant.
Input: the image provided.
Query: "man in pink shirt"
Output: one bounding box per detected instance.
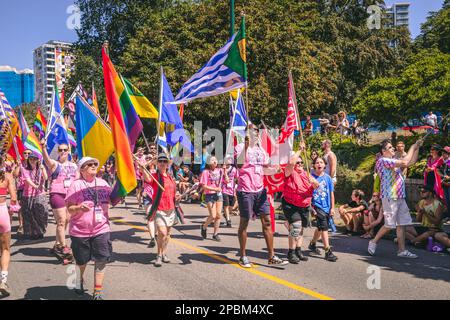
[66,157,112,300]
[235,125,288,267]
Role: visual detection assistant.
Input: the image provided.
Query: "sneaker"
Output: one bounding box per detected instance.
[92,293,104,300]
[201,226,207,239]
[139,205,143,210]
[154,255,163,267]
[368,241,377,256]
[268,255,289,266]
[397,250,418,259]
[325,248,338,262]
[287,250,300,264]
[239,256,252,268]
[200,202,207,208]
[295,248,309,261]
[0,282,10,297]
[148,238,156,248]
[162,255,171,263]
[226,220,232,228]
[308,242,321,255]
[17,226,24,235]
[212,234,221,242]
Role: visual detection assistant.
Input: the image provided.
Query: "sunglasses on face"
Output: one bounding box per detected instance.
[158,160,168,163]
[296,161,303,165]
[83,163,98,169]
[59,148,69,152]
[24,152,31,155]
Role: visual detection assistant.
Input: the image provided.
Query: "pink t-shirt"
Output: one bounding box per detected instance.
[22,167,46,197]
[200,168,223,195]
[222,166,238,195]
[235,143,268,193]
[65,177,112,238]
[135,155,146,180]
[50,161,78,195]
[16,164,26,191]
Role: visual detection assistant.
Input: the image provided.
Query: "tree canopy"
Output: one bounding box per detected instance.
[68,0,410,136]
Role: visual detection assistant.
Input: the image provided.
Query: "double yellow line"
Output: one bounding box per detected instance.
[110,217,334,300]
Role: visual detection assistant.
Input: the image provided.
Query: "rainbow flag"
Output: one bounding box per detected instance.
[17,108,42,158]
[67,127,77,148]
[102,47,140,203]
[33,107,47,139]
[92,82,99,114]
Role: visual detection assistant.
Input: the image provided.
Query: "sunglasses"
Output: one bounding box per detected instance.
[58,148,69,152]
[83,163,98,169]
[296,161,303,165]
[158,160,169,163]
[24,152,32,155]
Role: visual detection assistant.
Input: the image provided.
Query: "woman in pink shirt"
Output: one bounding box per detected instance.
[222,156,238,228]
[21,152,48,240]
[66,157,112,300]
[41,140,78,255]
[200,156,224,241]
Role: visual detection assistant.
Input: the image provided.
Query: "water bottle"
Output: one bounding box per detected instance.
[426,236,434,252]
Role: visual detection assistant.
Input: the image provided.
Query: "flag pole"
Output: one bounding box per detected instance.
[156,66,164,153]
[288,70,310,174]
[225,89,240,157]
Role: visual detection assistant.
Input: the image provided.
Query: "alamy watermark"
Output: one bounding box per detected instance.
[367,4,382,30]
[366,265,381,290]
[66,4,81,30]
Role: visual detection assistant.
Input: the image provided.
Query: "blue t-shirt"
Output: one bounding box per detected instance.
[200,153,208,172]
[312,173,334,214]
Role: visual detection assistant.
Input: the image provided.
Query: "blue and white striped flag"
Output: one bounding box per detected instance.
[174,31,247,105]
[46,87,69,157]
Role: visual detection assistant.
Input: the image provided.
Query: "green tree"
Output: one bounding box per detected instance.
[353,48,450,130]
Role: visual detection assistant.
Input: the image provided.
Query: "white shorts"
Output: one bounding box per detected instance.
[381,198,412,229]
[155,210,177,228]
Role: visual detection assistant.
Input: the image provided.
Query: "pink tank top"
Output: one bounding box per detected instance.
[50,162,78,195]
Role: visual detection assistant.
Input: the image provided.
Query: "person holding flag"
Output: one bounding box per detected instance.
[41,138,78,257]
[282,149,319,264]
[235,124,287,268]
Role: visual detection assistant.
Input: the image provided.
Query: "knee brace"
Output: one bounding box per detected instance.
[289,222,303,238]
[94,262,107,274]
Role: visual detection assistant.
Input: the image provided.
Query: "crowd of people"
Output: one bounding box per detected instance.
[0,126,448,300]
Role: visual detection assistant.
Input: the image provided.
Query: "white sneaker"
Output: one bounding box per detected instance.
[368,241,377,256]
[397,250,418,259]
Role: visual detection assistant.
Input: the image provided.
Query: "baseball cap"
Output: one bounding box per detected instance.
[157,153,169,162]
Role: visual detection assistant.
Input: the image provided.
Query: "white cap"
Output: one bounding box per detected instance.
[78,157,99,170]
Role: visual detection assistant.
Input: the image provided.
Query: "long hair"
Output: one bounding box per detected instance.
[0,157,5,182]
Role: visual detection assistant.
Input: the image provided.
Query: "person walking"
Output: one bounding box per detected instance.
[222,156,238,228]
[66,157,113,300]
[41,140,78,256]
[144,154,181,267]
[200,156,224,241]
[235,125,288,268]
[21,153,48,240]
[282,150,319,264]
[368,139,423,258]
[0,157,20,297]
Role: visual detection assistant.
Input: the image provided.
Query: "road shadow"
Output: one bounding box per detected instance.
[327,233,450,282]
[20,286,91,300]
[177,253,229,266]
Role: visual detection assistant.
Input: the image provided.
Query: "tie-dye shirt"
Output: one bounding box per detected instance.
[376,157,405,199]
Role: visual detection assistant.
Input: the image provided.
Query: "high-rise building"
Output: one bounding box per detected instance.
[0,66,35,108]
[384,2,410,29]
[33,40,74,108]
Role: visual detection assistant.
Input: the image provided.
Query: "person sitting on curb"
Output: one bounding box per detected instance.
[405,185,450,251]
[339,189,369,236]
[361,192,384,239]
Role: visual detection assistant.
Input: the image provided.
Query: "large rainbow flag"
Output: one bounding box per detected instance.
[33,107,47,139]
[102,47,141,203]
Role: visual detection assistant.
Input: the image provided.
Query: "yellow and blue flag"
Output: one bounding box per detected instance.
[75,95,114,167]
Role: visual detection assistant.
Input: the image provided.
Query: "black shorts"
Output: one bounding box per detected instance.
[282,198,309,227]
[137,180,143,189]
[17,189,23,202]
[312,207,330,231]
[237,189,270,220]
[70,232,112,265]
[223,193,236,207]
[414,226,442,235]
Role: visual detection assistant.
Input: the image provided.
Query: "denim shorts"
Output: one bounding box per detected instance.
[205,193,223,204]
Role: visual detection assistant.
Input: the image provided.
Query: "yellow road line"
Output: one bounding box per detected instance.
[112,219,334,300]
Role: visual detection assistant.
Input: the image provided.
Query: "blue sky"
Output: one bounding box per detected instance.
[0,0,445,70]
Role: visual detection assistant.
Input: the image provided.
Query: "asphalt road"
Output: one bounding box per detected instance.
[3,198,450,300]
